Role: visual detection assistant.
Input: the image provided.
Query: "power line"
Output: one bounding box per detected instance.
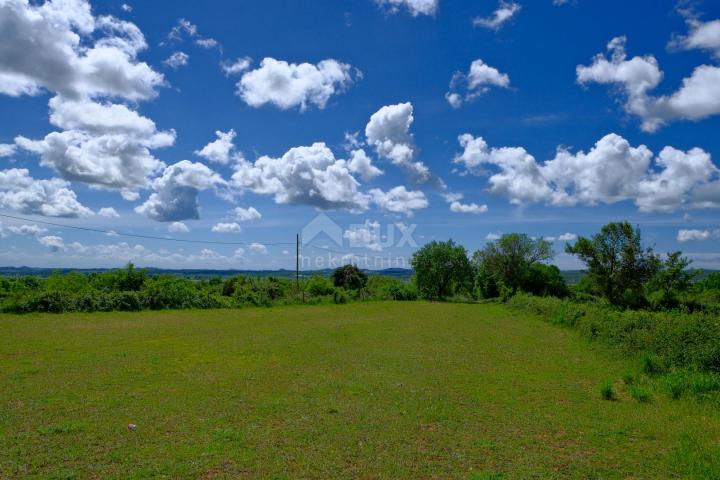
[0,212,295,247]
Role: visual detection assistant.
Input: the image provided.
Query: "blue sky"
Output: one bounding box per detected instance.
[1,0,719,270]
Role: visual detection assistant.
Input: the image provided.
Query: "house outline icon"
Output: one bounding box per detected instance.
[301,213,343,246]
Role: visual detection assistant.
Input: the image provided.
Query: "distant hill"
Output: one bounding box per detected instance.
[0,267,714,284]
[0,266,415,280]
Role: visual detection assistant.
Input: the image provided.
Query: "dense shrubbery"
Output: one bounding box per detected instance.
[0,263,417,314]
[508,293,720,398]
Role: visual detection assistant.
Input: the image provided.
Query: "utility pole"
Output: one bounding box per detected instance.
[295,233,300,293]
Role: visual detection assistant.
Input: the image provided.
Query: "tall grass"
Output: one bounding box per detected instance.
[508,293,720,400]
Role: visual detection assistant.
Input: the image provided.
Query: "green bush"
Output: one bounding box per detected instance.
[508,293,720,376]
[367,276,418,301]
[332,265,368,291]
[600,381,615,400]
[306,275,334,296]
[333,288,349,304]
[629,384,652,403]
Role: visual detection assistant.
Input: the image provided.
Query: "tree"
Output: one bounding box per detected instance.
[523,263,570,298]
[646,251,697,309]
[411,240,473,300]
[332,264,368,290]
[565,222,659,307]
[116,262,146,291]
[472,234,554,294]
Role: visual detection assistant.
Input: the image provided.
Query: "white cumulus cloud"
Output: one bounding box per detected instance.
[16,97,174,194]
[577,36,720,132]
[211,222,242,233]
[236,58,358,111]
[163,51,189,69]
[454,132,720,213]
[446,59,510,108]
[0,168,92,217]
[168,221,189,233]
[231,143,370,213]
[136,160,225,221]
[370,186,428,216]
[98,207,119,218]
[344,220,382,251]
[375,0,438,16]
[365,102,440,186]
[677,228,720,242]
[0,0,164,100]
[232,206,262,222]
[195,129,239,164]
[249,242,268,254]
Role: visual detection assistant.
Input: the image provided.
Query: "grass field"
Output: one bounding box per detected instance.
[2,302,720,479]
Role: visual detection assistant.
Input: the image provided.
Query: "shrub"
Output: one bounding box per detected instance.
[641,352,667,376]
[629,384,652,403]
[600,381,615,400]
[367,276,418,301]
[508,293,720,378]
[386,282,418,301]
[140,276,201,310]
[27,291,71,313]
[333,288,349,304]
[622,371,636,385]
[306,275,334,296]
[332,265,368,291]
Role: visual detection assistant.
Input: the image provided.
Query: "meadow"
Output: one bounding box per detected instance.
[2,302,719,479]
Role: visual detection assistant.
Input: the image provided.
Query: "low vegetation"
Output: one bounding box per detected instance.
[0,263,418,314]
[3,302,720,478]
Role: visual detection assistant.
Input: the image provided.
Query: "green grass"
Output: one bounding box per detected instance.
[1,302,720,479]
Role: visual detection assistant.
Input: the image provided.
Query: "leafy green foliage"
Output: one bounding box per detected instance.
[0,264,419,313]
[411,240,473,300]
[509,293,720,401]
[565,222,659,308]
[472,234,566,299]
[629,384,652,403]
[367,276,419,300]
[306,275,334,296]
[600,381,615,400]
[332,264,368,291]
[645,252,698,310]
[473,234,554,294]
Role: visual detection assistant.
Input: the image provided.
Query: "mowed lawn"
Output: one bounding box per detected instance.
[1,303,719,479]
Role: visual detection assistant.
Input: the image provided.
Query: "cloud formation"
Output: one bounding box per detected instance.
[231,143,371,212]
[236,58,358,111]
[677,228,720,242]
[0,0,163,100]
[454,132,720,213]
[370,186,428,216]
[195,129,239,164]
[163,51,189,69]
[365,102,440,186]
[375,0,438,16]
[577,36,720,131]
[446,59,510,108]
[473,1,521,30]
[0,168,92,217]
[16,97,174,193]
[211,222,242,233]
[136,160,225,221]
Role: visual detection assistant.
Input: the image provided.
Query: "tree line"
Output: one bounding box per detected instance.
[412,221,719,313]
